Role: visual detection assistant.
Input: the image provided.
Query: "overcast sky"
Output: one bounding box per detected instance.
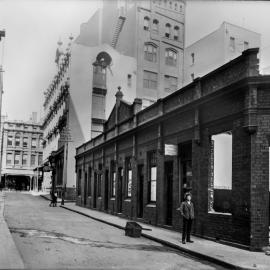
[0,0,270,121]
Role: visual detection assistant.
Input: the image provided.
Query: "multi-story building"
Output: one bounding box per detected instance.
[184,22,261,85]
[1,114,43,190]
[41,0,185,200]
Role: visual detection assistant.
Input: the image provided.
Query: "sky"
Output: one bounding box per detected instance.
[0,0,270,121]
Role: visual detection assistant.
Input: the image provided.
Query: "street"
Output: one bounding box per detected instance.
[3,192,226,270]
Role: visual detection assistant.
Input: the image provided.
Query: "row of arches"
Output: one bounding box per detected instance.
[144,17,181,40]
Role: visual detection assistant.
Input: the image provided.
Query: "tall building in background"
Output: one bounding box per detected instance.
[184,22,261,85]
[41,0,185,200]
[0,115,43,191]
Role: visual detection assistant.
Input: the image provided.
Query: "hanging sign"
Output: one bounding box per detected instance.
[164,144,178,156]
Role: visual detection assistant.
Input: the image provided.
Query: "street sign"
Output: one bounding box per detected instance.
[164,144,178,156]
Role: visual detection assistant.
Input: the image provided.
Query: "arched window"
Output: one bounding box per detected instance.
[175,3,178,11]
[174,26,179,41]
[165,23,171,38]
[144,16,150,31]
[153,19,159,34]
[180,4,183,13]
[165,48,177,66]
[169,1,172,9]
[144,43,158,62]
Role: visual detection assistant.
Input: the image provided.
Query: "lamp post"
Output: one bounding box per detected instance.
[0,30,6,183]
[48,151,56,195]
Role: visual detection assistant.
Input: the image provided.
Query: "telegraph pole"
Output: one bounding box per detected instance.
[0,30,6,183]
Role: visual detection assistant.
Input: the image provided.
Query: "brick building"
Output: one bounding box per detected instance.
[75,48,270,250]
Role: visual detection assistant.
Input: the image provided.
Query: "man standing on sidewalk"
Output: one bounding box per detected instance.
[180,192,194,244]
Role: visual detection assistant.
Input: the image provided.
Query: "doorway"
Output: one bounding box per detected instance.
[118,167,123,213]
[179,142,192,201]
[137,164,144,218]
[93,172,97,208]
[165,161,174,225]
[104,170,109,211]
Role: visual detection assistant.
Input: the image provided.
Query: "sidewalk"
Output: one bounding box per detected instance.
[40,193,75,203]
[0,192,24,269]
[60,203,270,270]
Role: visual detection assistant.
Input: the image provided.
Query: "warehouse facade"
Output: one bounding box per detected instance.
[75,48,270,250]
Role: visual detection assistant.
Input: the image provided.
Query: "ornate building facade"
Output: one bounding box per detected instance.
[1,117,43,190]
[41,0,186,200]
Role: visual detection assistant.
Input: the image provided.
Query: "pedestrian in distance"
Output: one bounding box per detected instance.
[180,192,194,244]
[49,190,57,207]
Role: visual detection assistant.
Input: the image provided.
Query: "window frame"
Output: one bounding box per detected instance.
[125,157,132,198]
[143,70,158,89]
[143,16,150,31]
[148,151,157,203]
[111,161,116,198]
[165,48,177,66]
[165,23,171,38]
[144,43,158,63]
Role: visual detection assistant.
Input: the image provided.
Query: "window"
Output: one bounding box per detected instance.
[152,19,159,33]
[125,157,132,198]
[22,153,28,166]
[7,136,13,146]
[24,125,28,129]
[31,154,36,166]
[174,3,178,10]
[165,23,171,38]
[14,152,20,165]
[244,41,249,51]
[15,135,20,147]
[180,5,183,13]
[127,74,132,87]
[38,154,42,165]
[144,16,150,30]
[111,161,116,197]
[88,167,92,196]
[191,73,195,81]
[191,53,195,65]
[6,153,12,165]
[164,75,178,92]
[229,37,235,51]
[148,151,157,202]
[144,43,157,62]
[143,71,158,89]
[165,48,177,66]
[174,26,179,40]
[97,164,102,197]
[209,132,232,214]
[77,169,82,196]
[39,137,43,148]
[31,138,37,148]
[23,137,28,147]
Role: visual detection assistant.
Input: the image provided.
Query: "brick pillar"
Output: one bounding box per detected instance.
[250,117,270,250]
[157,123,165,225]
[157,150,165,225]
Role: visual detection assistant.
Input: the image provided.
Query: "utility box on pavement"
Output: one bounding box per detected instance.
[125,222,142,238]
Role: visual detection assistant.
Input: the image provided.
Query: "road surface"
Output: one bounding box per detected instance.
[4,192,227,269]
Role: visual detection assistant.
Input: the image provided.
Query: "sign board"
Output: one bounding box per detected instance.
[164,144,178,156]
